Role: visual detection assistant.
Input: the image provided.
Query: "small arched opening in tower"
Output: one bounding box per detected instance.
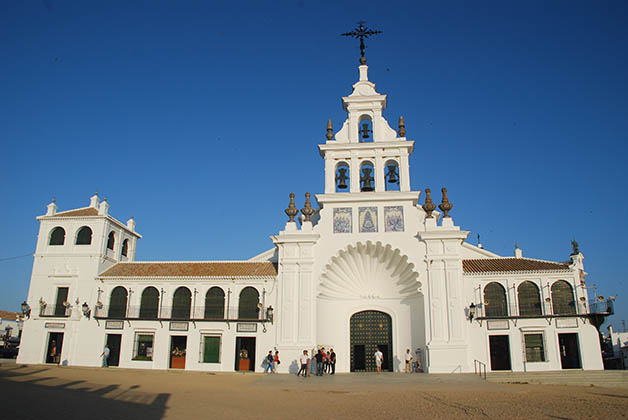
[358,115,373,143]
[384,160,400,191]
[359,161,375,192]
[335,161,350,192]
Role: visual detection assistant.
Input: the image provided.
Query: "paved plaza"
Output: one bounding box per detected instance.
[1,362,627,419]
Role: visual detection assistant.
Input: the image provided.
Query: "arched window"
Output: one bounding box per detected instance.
[551,280,576,315]
[172,287,191,319]
[108,286,128,318]
[518,281,542,316]
[358,115,373,142]
[359,161,375,192]
[139,287,159,319]
[384,160,400,191]
[49,227,65,246]
[76,226,93,245]
[484,282,508,317]
[107,231,115,250]
[238,287,259,319]
[121,239,129,257]
[204,287,225,319]
[335,162,350,192]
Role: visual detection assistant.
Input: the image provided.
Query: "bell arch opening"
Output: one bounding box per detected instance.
[350,310,392,372]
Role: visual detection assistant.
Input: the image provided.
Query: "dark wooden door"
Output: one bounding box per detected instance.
[106,334,122,367]
[235,337,256,371]
[489,335,511,371]
[559,333,581,369]
[46,332,64,364]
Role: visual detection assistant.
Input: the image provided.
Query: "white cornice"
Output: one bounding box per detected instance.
[315,191,419,205]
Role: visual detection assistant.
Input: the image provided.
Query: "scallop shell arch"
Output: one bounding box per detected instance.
[319,241,421,300]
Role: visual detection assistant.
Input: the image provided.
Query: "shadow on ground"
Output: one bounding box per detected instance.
[0,365,169,420]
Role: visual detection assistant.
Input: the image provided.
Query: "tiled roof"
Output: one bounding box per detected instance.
[463,258,571,274]
[99,262,278,278]
[53,207,99,217]
[0,310,20,320]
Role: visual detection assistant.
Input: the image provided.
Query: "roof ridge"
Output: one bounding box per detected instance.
[463,256,568,265]
[113,260,272,264]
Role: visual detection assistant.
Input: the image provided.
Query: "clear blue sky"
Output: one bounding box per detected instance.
[1,1,627,329]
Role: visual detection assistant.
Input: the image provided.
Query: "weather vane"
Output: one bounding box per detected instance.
[341,21,382,65]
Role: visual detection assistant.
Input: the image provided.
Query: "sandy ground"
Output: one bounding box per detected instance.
[1,363,626,420]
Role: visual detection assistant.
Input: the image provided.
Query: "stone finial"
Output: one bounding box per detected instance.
[301,192,315,222]
[89,192,100,208]
[571,238,580,255]
[326,120,333,140]
[422,188,436,218]
[46,199,58,216]
[514,243,523,258]
[126,216,136,232]
[284,193,298,222]
[98,199,110,216]
[398,116,406,137]
[438,188,452,218]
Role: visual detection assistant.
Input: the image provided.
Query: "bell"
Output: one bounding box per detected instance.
[361,123,370,139]
[336,168,348,189]
[360,167,374,192]
[385,164,398,184]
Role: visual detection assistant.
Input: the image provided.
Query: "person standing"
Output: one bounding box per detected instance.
[297,350,309,377]
[100,345,110,368]
[315,349,324,376]
[374,347,384,373]
[265,350,274,373]
[404,349,413,373]
[49,340,57,364]
[330,349,336,375]
[273,350,280,373]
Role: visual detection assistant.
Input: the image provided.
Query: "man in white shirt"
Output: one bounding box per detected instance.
[404,348,413,373]
[297,350,309,377]
[374,347,384,373]
[100,345,110,368]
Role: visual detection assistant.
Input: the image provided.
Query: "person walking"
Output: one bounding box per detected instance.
[315,349,324,376]
[330,349,336,375]
[374,347,384,373]
[404,348,413,373]
[265,350,274,373]
[100,344,110,368]
[273,350,280,373]
[297,350,309,377]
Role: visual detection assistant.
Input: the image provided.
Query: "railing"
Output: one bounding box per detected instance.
[94,305,270,321]
[474,360,487,379]
[39,305,71,318]
[588,298,614,315]
[476,300,589,319]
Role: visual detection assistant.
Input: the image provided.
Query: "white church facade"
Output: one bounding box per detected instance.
[17,59,608,374]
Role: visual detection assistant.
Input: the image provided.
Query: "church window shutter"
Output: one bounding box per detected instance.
[139,287,159,319]
[483,282,508,317]
[517,281,542,316]
[551,280,576,315]
[205,287,225,319]
[108,286,128,318]
[238,287,259,319]
[172,287,192,319]
[76,226,92,245]
[49,227,65,246]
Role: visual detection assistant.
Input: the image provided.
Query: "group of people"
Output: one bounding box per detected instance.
[264,350,280,373]
[297,347,336,377]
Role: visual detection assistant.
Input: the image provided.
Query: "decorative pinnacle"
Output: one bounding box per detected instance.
[422,188,436,218]
[398,116,406,137]
[341,21,382,65]
[439,187,453,218]
[326,120,333,140]
[51,197,56,203]
[285,193,298,222]
[571,238,580,255]
[301,192,315,222]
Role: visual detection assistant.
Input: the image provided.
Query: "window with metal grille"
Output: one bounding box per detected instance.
[238,287,259,319]
[551,280,576,315]
[483,282,508,317]
[108,286,128,318]
[524,333,546,362]
[172,287,191,319]
[518,281,542,316]
[76,226,92,245]
[133,333,154,361]
[139,287,159,319]
[49,227,65,246]
[204,287,225,319]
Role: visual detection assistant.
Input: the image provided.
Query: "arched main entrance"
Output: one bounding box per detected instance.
[350,310,393,372]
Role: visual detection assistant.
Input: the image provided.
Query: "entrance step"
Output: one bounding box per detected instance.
[487,370,628,388]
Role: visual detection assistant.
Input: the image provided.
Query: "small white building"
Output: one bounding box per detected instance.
[17,58,608,373]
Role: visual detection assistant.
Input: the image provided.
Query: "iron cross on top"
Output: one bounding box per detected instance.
[341,21,382,65]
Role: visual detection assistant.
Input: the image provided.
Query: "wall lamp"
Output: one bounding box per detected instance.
[21,301,31,319]
[468,303,476,322]
[266,306,274,324]
[81,302,91,320]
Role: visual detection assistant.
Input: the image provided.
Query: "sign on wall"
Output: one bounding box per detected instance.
[105,320,124,330]
[237,323,257,333]
[169,321,189,331]
[44,322,65,329]
[487,320,509,330]
[556,318,578,328]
